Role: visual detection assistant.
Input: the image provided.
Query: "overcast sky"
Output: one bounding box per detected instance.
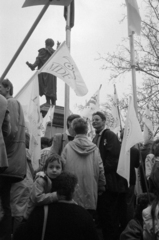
[0,0,143,112]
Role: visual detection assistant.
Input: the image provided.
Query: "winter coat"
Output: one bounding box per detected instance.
[0,97,26,181]
[49,132,69,155]
[94,129,127,193]
[143,205,159,240]
[0,94,10,172]
[120,219,143,240]
[10,150,34,217]
[62,134,106,210]
[24,171,58,219]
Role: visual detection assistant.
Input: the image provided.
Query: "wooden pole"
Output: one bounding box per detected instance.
[64,4,71,131]
[0,1,50,82]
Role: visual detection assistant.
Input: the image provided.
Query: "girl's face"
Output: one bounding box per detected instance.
[46,160,62,179]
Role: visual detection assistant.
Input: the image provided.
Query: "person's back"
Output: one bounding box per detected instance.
[62,118,106,210]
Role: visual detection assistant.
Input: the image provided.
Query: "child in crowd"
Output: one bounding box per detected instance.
[24,153,64,219]
[143,160,159,240]
[145,140,159,180]
[120,193,155,240]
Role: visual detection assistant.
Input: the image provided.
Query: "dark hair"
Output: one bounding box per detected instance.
[56,172,78,201]
[43,153,64,172]
[1,79,13,96]
[72,117,88,135]
[92,111,106,121]
[135,193,155,224]
[66,114,80,129]
[45,38,54,47]
[41,137,52,149]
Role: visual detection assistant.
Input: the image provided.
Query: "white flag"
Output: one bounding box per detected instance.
[125,0,141,35]
[15,73,41,170]
[80,85,102,120]
[22,0,72,7]
[143,105,153,144]
[40,104,55,137]
[40,41,88,97]
[110,84,120,133]
[15,72,37,132]
[27,74,41,170]
[117,97,143,185]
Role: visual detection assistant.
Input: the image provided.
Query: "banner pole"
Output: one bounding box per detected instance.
[0,1,50,82]
[64,4,71,131]
[129,32,138,113]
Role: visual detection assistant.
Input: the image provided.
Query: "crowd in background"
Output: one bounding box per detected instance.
[0,79,159,240]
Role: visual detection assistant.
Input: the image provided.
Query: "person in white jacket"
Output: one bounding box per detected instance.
[62,117,106,214]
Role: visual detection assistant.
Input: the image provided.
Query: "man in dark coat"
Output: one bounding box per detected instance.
[26,38,59,105]
[92,111,127,240]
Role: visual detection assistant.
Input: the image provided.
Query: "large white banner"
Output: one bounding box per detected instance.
[40,41,88,97]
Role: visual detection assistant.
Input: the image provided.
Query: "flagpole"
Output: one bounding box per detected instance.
[0,1,51,82]
[129,32,138,113]
[64,4,71,131]
[129,32,151,200]
[114,84,122,131]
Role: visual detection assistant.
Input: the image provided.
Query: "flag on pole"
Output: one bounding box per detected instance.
[40,41,88,96]
[80,85,102,120]
[64,0,75,28]
[27,74,41,170]
[125,0,141,35]
[110,84,121,133]
[143,105,154,144]
[15,73,41,170]
[117,96,143,185]
[22,0,73,7]
[40,104,55,137]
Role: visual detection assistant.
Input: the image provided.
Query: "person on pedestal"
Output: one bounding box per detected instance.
[26,38,60,105]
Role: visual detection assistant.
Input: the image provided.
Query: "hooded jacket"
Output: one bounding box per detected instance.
[62,134,106,210]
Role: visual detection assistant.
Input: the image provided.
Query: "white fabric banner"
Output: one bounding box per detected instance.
[117,96,143,185]
[80,85,102,120]
[40,41,88,97]
[125,0,141,35]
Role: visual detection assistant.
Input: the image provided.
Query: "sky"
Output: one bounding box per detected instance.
[0,0,144,113]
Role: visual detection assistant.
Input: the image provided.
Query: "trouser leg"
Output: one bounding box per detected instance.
[97,190,121,240]
[0,178,12,240]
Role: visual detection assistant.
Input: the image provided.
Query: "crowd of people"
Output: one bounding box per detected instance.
[0,79,159,240]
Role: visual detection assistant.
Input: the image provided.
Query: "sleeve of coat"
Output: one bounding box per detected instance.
[103,130,121,173]
[2,110,11,138]
[30,177,58,205]
[96,149,106,189]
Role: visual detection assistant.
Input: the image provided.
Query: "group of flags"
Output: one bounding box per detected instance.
[14,0,149,187]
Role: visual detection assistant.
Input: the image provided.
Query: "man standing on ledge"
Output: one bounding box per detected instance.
[26,38,60,105]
